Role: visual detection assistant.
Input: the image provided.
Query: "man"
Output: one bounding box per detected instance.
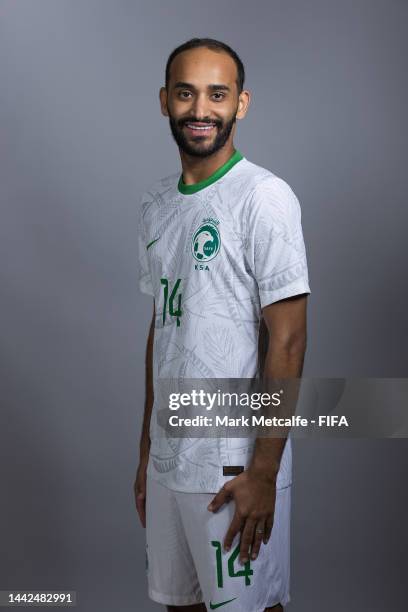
[134,38,310,612]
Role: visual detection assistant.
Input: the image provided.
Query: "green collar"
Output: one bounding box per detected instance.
[177,149,244,195]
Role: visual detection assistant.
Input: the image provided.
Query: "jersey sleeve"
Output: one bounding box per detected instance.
[137,202,155,297]
[245,176,311,309]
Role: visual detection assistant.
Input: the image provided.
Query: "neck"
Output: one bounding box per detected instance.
[179,142,236,185]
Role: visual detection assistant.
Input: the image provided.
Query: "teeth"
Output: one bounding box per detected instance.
[186,124,214,130]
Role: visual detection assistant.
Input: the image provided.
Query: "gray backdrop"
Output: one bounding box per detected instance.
[1,0,407,610]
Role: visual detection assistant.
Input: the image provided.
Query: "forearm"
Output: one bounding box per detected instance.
[249,332,306,481]
[139,306,155,462]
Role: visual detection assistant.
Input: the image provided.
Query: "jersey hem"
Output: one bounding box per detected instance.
[146,469,292,494]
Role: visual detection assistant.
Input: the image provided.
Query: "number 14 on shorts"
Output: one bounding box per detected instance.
[211,540,254,587]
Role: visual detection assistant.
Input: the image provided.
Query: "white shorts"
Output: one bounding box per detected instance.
[145,474,291,611]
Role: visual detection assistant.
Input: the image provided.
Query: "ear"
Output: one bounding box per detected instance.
[159,87,169,117]
[236,89,251,120]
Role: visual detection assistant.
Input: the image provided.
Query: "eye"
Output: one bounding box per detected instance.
[179,90,192,99]
[212,92,225,101]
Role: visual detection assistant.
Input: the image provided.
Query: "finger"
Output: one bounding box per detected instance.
[136,493,146,523]
[135,492,146,528]
[223,512,244,552]
[133,476,146,495]
[208,485,232,512]
[250,523,265,560]
[264,515,274,544]
[134,479,146,496]
[239,518,256,564]
[134,478,146,502]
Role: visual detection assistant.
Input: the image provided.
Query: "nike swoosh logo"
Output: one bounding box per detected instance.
[146,237,160,250]
[209,597,237,610]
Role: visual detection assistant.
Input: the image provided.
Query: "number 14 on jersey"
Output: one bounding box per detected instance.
[160,277,183,327]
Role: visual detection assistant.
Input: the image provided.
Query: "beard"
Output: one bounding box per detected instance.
[168,110,237,158]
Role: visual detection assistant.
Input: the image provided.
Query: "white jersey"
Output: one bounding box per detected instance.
[138,150,310,493]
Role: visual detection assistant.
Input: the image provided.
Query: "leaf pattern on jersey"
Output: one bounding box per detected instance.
[202,326,242,376]
[166,436,195,455]
[151,456,179,473]
[138,162,305,492]
[190,440,220,468]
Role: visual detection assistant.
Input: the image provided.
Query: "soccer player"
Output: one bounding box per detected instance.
[134,38,310,612]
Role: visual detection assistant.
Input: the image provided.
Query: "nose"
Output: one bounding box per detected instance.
[191,92,210,120]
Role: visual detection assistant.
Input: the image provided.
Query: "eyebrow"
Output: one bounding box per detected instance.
[173,81,231,92]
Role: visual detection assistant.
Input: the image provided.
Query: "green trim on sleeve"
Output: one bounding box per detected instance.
[177,149,244,195]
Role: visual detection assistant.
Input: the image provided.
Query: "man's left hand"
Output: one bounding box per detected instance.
[207,467,277,564]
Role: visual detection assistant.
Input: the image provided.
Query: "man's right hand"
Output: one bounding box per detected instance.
[134,458,148,528]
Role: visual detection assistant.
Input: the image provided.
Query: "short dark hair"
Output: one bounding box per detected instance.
[165,38,245,93]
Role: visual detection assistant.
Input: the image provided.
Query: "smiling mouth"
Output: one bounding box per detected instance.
[184,122,217,135]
